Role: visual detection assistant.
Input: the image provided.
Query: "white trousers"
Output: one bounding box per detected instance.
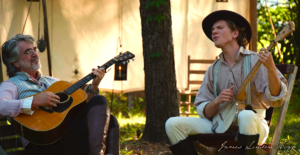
[165,109,269,145]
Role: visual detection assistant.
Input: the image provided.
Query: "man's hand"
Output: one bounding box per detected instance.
[216,86,234,104]
[258,47,282,96]
[32,92,60,109]
[258,48,276,70]
[90,68,105,91]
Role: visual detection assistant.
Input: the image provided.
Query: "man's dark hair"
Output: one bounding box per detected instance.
[1,34,34,77]
[225,20,249,48]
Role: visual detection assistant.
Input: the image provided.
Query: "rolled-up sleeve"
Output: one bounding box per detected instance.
[194,63,216,118]
[254,64,288,108]
[23,96,34,115]
[196,101,210,119]
[264,80,287,107]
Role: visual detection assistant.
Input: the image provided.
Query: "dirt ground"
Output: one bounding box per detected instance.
[120,139,173,155]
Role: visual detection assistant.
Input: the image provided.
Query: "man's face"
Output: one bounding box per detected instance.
[14,41,41,72]
[211,20,237,48]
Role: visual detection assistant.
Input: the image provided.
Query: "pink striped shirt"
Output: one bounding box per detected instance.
[0,74,59,118]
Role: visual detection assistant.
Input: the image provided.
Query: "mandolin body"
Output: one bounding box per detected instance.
[11,81,87,145]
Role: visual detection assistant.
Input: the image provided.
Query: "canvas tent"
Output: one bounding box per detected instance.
[0,0,257,93]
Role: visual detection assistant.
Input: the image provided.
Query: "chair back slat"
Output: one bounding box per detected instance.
[0,118,26,155]
[7,150,26,155]
[0,118,7,121]
[0,125,18,137]
[265,107,274,127]
[276,64,295,74]
[0,138,23,150]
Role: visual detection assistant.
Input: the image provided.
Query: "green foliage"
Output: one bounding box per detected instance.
[146,15,153,23]
[257,0,300,73]
[149,51,163,58]
[101,91,146,118]
[145,0,165,9]
[154,15,165,22]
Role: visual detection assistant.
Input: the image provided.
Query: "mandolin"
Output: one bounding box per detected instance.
[11,51,135,145]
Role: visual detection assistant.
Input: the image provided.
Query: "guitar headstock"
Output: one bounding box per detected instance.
[114,51,135,64]
[274,21,295,42]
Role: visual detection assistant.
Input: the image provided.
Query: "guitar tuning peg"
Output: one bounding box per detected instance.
[123,61,126,64]
[127,60,130,63]
[132,58,134,61]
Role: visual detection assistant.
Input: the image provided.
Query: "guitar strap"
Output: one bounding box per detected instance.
[213,54,251,106]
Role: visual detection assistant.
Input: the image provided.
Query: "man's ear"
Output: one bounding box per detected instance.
[13,60,20,68]
[233,30,239,39]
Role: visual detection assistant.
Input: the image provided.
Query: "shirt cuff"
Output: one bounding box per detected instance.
[265,81,287,101]
[23,96,34,115]
[196,101,210,119]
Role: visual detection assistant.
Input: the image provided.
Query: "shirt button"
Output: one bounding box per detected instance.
[39,86,41,88]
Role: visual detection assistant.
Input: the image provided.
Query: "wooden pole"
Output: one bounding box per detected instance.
[42,0,53,76]
[250,0,257,52]
[265,1,284,64]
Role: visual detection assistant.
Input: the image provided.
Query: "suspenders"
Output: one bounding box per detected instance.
[213,55,251,106]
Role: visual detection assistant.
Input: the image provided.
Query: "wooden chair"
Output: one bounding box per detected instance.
[185,55,218,91]
[0,117,25,155]
[180,55,218,116]
[189,64,298,155]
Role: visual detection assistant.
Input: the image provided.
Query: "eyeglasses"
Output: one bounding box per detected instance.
[24,47,38,56]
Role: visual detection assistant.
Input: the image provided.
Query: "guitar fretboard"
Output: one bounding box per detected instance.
[64,59,117,95]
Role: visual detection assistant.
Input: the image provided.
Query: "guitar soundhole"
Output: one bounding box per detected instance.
[52,92,73,113]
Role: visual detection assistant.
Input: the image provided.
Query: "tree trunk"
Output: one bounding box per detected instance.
[139,0,179,143]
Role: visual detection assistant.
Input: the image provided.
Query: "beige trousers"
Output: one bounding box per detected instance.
[165,108,269,146]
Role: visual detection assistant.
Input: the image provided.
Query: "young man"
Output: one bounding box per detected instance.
[165,10,287,155]
[0,34,119,155]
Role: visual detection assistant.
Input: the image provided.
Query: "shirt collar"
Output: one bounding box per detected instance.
[218,46,252,62]
[15,71,41,82]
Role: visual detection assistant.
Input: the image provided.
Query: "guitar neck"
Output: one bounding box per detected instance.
[64,59,117,95]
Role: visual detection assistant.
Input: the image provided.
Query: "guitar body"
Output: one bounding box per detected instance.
[11,81,87,145]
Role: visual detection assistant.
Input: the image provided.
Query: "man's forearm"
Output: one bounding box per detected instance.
[268,68,281,96]
[203,99,220,119]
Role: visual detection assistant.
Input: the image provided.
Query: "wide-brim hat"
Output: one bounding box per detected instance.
[202,10,252,42]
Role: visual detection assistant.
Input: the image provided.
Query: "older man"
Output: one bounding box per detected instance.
[0,34,119,155]
[165,10,287,155]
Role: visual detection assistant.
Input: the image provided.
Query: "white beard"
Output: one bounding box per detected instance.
[19,58,41,71]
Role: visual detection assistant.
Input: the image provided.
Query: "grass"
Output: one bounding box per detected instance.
[118,112,146,155]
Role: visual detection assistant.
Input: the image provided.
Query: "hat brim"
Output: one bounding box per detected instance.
[202,10,252,42]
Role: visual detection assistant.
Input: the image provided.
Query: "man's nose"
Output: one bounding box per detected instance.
[31,50,38,57]
[212,29,217,35]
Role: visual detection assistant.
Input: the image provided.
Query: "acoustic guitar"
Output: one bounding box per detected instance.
[211,21,295,133]
[11,51,135,145]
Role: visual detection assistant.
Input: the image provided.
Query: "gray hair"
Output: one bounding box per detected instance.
[1,34,35,77]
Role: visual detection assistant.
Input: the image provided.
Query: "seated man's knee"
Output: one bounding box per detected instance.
[89,95,108,106]
[238,110,256,124]
[109,114,119,128]
[165,117,180,132]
